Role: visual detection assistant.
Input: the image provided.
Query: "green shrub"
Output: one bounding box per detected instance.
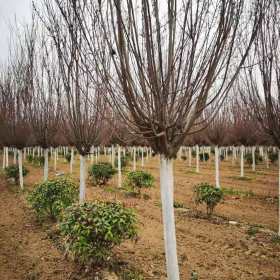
[65,152,72,163]
[27,154,34,163]
[126,171,154,194]
[27,177,78,220]
[33,156,44,166]
[59,201,137,265]
[268,152,278,163]
[199,153,209,161]
[114,156,129,169]
[245,153,263,165]
[4,165,28,183]
[193,183,223,217]
[89,162,116,185]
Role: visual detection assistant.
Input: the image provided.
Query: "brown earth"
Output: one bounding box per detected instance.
[0,153,280,280]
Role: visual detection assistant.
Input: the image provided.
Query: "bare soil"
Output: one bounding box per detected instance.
[1,154,280,280]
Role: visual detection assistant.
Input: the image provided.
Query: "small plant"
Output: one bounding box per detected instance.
[173,201,185,208]
[193,183,223,217]
[4,165,28,184]
[271,234,280,244]
[181,155,187,161]
[115,156,129,169]
[222,187,255,198]
[125,171,154,195]
[27,177,78,220]
[27,154,34,163]
[268,152,278,164]
[33,156,44,166]
[59,201,137,265]
[247,225,260,236]
[245,153,263,165]
[89,162,116,185]
[199,153,209,161]
[65,152,72,163]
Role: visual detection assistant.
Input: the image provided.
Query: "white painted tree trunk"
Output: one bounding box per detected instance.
[79,155,86,203]
[240,145,244,177]
[188,147,192,168]
[32,148,35,158]
[252,146,256,172]
[118,146,122,188]
[18,149,24,190]
[2,147,5,169]
[196,145,199,173]
[70,147,74,174]
[160,156,180,280]
[23,148,26,161]
[215,146,221,189]
[141,147,144,168]
[278,148,280,236]
[133,147,136,171]
[54,148,57,172]
[5,147,9,167]
[13,149,17,164]
[44,148,49,181]
[112,146,115,167]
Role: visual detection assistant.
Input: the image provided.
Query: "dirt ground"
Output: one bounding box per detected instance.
[0,152,280,280]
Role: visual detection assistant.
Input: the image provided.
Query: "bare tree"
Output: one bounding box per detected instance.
[34,1,105,202]
[94,1,265,278]
[239,0,280,234]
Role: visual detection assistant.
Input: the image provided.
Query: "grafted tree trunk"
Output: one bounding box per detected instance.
[160,155,180,280]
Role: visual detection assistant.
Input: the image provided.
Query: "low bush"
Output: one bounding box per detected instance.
[89,162,116,185]
[27,177,78,220]
[65,152,72,163]
[4,165,28,183]
[125,171,154,194]
[199,153,209,161]
[193,183,223,217]
[245,153,263,165]
[114,156,129,169]
[59,201,137,265]
[268,152,278,164]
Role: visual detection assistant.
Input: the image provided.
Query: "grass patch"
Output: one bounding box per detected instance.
[271,234,280,244]
[173,201,186,208]
[222,187,255,198]
[230,176,252,181]
[104,186,118,193]
[246,225,263,236]
[119,269,144,280]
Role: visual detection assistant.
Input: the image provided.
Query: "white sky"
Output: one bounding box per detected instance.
[0,0,33,63]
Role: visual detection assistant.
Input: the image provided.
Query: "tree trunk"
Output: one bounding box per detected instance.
[13,149,17,164]
[133,147,136,171]
[196,145,199,173]
[5,147,9,167]
[112,146,115,167]
[54,148,57,172]
[18,149,24,190]
[160,155,180,280]
[278,148,280,236]
[44,148,49,181]
[118,146,122,188]
[252,146,256,172]
[2,147,6,169]
[240,145,244,177]
[141,147,144,168]
[70,147,74,174]
[188,147,192,168]
[79,155,86,203]
[215,146,221,189]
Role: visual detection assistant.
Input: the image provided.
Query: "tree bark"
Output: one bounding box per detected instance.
[188,147,192,168]
[252,146,256,172]
[18,149,24,190]
[215,146,221,189]
[79,155,86,203]
[160,155,180,280]
[118,146,122,188]
[44,148,49,181]
[133,147,136,171]
[196,145,199,173]
[240,145,245,177]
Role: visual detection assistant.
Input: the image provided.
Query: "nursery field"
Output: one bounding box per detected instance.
[1,154,280,280]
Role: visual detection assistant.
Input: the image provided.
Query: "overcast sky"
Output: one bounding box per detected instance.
[0,0,32,63]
